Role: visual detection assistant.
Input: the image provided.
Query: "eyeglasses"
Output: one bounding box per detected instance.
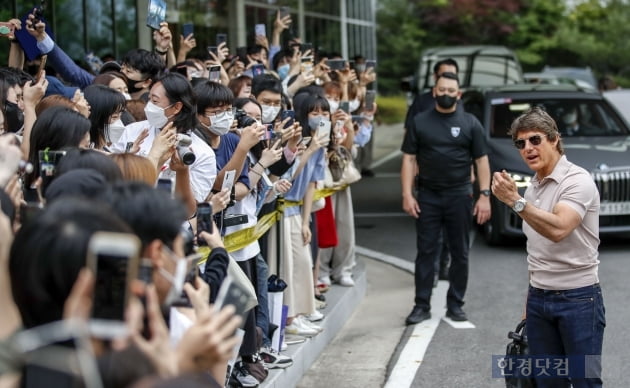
[514,135,543,150]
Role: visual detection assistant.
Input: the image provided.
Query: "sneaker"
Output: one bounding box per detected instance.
[446,306,468,322]
[260,346,293,369]
[297,316,323,333]
[319,275,332,286]
[315,298,327,310]
[336,275,355,287]
[285,319,318,337]
[405,306,431,325]
[232,361,260,388]
[305,310,324,322]
[315,293,326,302]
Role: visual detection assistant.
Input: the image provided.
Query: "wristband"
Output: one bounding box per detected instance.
[155,47,168,55]
[256,161,265,169]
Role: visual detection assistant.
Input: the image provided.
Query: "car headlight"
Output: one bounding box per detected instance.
[506,172,532,188]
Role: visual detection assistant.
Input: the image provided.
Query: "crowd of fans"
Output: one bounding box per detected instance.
[0,7,377,388]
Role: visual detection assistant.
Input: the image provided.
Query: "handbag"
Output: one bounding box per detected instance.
[505,319,536,388]
[325,146,361,188]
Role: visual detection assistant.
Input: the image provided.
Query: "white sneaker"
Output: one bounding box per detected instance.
[297,316,323,333]
[285,319,318,337]
[305,310,324,322]
[337,275,355,287]
[319,275,332,286]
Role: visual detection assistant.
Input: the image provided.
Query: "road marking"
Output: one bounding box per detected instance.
[357,246,477,388]
[355,246,414,273]
[384,281,448,388]
[370,149,402,169]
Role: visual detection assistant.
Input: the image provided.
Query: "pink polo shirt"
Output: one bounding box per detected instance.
[523,155,600,290]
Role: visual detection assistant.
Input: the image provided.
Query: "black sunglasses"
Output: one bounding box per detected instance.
[514,135,543,150]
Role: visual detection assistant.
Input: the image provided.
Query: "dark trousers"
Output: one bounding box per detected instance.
[527,284,605,388]
[237,257,258,356]
[414,188,472,311]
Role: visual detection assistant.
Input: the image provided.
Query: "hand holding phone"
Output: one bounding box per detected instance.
[365,90,376,111]
[216,33,227,46]
[208,65,221,82]
[146,0,166,30]
[182,22,194,38]
[197,202,213,246]
[326,59,345,71]
[255,24,266,38]
[281,110,295,129]
[87,232,140,338]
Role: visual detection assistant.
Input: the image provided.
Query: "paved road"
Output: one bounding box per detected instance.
[302,122,630,387]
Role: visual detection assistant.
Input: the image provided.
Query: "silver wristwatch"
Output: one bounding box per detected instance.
[512,198,527,213]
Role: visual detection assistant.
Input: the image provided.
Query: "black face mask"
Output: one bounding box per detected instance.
[435,94,457,110]
[126,78,146,95]
[4,101,24,133]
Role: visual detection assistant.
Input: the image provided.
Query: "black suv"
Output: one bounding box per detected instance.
[462,84,630,244]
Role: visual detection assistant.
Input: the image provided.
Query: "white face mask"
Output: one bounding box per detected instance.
[261,105,280,124]
[327,99,339,114]
[144,102,169,129]
[349,98,360,113]
[105,118,126,143]
[209,110,234,136]
[122,92,131,100]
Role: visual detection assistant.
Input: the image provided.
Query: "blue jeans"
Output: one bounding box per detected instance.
[527,284,606,388]
[255,253,271,347]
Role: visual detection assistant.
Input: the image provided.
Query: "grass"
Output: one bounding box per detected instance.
[375,94,407,124]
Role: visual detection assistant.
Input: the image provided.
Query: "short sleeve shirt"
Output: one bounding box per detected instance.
[401,107,487,194]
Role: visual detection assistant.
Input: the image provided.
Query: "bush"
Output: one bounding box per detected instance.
[375,94,407,125]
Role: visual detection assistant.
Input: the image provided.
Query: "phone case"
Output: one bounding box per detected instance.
[183,23,194,37]
[146,0,166,30]
[222,170,236,191]
[255,24,266,37]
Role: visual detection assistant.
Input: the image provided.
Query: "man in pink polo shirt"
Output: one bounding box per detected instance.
[492,106,604,388]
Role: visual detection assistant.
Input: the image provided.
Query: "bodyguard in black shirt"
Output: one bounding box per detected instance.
[400,72,491,325]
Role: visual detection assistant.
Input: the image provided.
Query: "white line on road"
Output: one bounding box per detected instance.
[355,246,414,273]
[369,150,402,169]
[384,281,448,388]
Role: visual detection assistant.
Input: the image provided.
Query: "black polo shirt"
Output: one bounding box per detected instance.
[401,106,487,194]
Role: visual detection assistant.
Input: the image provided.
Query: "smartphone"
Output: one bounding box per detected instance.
[207,46,218,57]
[255,23,266,37]
[146,0,166,30]
[182,22,194,38]
[38,149,67,192]
[216,33,227,46]
[208,65,221,82]
[156,177,173,197]
[279,6,291,19]
[365,90,376,111]
[236,46,248,62]
[317,119,332,139]
[326,59,345,71]
[197,202,213,246]
[339,101,350,114]
[281,110,295,129]
[0,22,16,39]
[171,257,200,308]
[213,274,255,321]
[87,232,140,338]
[34,55,47,84]
[300,56,313,74]
[365,59,377,71]
[251,64,265,76]
[222,170,236,192]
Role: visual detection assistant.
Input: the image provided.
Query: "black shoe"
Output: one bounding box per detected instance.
[446,307,468,322]
[405,306,431,325]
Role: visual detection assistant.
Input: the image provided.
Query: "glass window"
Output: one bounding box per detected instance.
[303,0,340,16]
[303,16,340,55]
[348,24,375,59]
[347,0,372,21]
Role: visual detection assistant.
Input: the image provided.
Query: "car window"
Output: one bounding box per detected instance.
[470,57,522,87]
[489,98,629,138]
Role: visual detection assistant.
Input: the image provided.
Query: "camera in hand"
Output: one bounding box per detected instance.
[176,134,196,165]
[234,109,257,128]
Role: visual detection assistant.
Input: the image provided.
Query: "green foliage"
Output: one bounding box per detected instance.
[375,95,408,124]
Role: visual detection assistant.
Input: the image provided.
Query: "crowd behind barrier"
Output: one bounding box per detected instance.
[0,6,378,388]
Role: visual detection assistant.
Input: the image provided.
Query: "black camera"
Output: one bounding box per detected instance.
[176,134,196,165]
[234,109,257,128]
